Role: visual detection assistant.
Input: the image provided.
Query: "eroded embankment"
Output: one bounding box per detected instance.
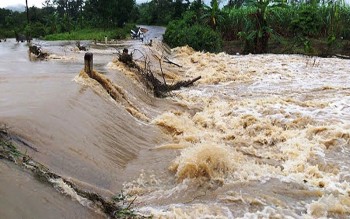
[109,45,350,218]
[0,39,169,219]
[0,126,143,218]
[75,69,150,122]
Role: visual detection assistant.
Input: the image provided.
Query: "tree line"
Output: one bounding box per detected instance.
[163,0,350,54]
[0,0,136,38]
[0,0,190,39]
[1,0,350,55]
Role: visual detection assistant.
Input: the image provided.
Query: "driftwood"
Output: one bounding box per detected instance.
[164,57,182,67]
[118,49,200,97]
[119,48,133,65]
[76,41,87,51]
[29,44,49,59]
[335,54,350,59]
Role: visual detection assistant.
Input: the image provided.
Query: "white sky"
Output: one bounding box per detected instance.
[0,0,215,8]
[0,0,44,8]
[1,0,162,8]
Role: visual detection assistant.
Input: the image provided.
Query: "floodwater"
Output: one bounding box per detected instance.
[1,26,350,218]
[0,160,103,218]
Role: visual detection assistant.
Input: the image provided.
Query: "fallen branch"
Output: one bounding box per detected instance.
[117,49,200,97]
[168,76,201,90]
[335,54,350,59]
[164,57,182,67]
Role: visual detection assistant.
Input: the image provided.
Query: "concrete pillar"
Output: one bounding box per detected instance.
[84,52,93,77]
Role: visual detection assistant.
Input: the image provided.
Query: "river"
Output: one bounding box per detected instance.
[1,26,350,218]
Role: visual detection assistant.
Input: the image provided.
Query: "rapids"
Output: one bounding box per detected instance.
[1,26,350,218]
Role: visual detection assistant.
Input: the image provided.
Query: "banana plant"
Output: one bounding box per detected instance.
[201,0,224,29]
[238,0,273,53]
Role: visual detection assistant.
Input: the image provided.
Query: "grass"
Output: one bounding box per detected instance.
[0,125,21,160]
[44,24,136,41]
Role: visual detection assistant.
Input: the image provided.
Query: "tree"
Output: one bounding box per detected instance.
[25,0,29,24]
[238,0,271,53]
[202,0,224,29]
[84,0,134,28]
[226,0,245,8]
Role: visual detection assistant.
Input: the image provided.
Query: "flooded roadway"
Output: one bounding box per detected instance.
[1,26,350,218]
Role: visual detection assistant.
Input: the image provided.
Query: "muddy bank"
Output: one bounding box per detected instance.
[223,39,350,57]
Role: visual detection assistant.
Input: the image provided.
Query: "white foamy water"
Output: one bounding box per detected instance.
[116,46,350,218]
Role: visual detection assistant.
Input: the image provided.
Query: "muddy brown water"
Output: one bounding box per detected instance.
[0,160,103,218]
[0,28,176,218]
[1,26,350,218]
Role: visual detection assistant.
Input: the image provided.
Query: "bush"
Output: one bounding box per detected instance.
[164,14,222,53]
[291,5,322,37]
[220,7,255,41]
[25,22,47,38]
[0,29,13,38]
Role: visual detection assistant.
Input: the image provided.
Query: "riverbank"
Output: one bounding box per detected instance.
[44,25,135,41]
[223,38,350,57]
[0,124,141,218]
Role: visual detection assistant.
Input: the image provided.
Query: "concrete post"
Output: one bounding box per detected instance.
[84,53,93,77]
[105,36,107,45]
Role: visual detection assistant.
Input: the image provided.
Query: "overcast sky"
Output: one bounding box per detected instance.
[0,0,41,8]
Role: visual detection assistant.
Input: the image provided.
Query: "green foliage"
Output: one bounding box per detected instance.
[302,37,313,54]
[0,139,21,158]
[25,22,47,38]
[327,34,336,48]
[137,0,190,25]
[44,25,133,41]
[0,29,13,38]
[164,13,222,53]
[111,192,142,218]
[0,0,350,55]
[290,5,322,37]
[0,125,21,158]
[221,2,350,45]
[0,0,136,39]
[237,0,272,54]
[266,7,296,37]
[202,0,224,29]
[220,7,255,40]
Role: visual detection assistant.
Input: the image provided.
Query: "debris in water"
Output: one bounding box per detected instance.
[117,47,201,97]
[29,44,49,59]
